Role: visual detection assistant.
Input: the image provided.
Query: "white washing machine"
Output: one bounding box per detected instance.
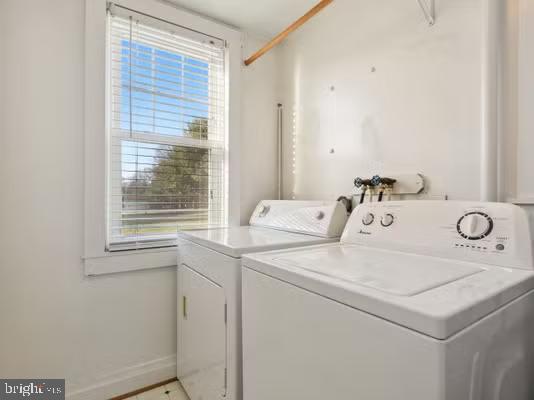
[242,201,534,400]
[176,200,349,400]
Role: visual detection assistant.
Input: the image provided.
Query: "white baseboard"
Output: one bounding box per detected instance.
[66,355,177,400]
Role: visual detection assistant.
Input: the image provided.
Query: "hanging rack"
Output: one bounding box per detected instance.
[417,0,435,26]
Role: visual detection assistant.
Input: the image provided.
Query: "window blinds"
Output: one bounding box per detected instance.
[107,4,227,251]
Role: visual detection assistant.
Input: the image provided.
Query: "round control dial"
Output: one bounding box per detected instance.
[362,212,374,226]
[380,213,394,227]
[315,211,325,220]
[457,212,493,240]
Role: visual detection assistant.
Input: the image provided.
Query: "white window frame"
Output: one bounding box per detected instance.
[84,0,242,275]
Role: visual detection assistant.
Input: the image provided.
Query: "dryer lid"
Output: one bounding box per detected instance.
[178,226,336,258]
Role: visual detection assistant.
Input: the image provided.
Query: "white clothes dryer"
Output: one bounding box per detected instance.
[177,200,349,400]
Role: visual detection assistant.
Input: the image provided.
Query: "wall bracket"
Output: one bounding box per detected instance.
[417,0,435,26]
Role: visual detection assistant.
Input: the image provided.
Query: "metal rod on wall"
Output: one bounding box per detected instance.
[277,103,283,200]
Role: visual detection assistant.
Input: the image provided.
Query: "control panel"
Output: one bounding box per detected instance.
[249,200,349,238]
[341,201,533,270]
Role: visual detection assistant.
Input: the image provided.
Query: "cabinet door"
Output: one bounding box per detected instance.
[178,264,227,399]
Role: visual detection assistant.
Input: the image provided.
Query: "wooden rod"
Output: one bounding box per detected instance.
[244,0,334,66]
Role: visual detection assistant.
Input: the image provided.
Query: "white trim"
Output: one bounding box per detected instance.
[112,129,225,149]
[85,0,108,265]
[480,0,499,202]
[84,247,177,275]
[84,0,242,274]
[226,27,242,228]
[66,354,176,400]
[109,2,225,48]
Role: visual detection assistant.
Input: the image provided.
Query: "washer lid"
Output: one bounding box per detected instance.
[275,246,483,296]
[243,244,534,339]
[178,226,336,258]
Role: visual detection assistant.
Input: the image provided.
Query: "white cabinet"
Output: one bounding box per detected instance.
[178,264,227,399]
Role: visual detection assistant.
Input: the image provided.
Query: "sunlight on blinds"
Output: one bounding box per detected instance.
[107,4,227,251]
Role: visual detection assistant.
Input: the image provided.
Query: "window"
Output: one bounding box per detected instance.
[84,0,240,274]
[107,4,227,251]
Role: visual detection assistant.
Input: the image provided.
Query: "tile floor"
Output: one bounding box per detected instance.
[125,380,189,400]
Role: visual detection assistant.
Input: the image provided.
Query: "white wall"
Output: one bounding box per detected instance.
[240,35,281,223]
[516,0,534,201]
[279,0,483,201]
[499,0,534,237]
[0,0,278,398]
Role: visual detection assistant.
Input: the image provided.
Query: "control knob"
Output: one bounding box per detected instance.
[362,212,374,226]
[381,213,395,227]
[457,212,493,240]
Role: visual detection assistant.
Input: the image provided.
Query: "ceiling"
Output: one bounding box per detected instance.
[163,0,319,38]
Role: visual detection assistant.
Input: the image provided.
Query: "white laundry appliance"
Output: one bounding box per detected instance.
[242,201,534,400]
[176,200,349,400]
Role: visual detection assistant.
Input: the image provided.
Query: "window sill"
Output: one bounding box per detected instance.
[83,247,177,276]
